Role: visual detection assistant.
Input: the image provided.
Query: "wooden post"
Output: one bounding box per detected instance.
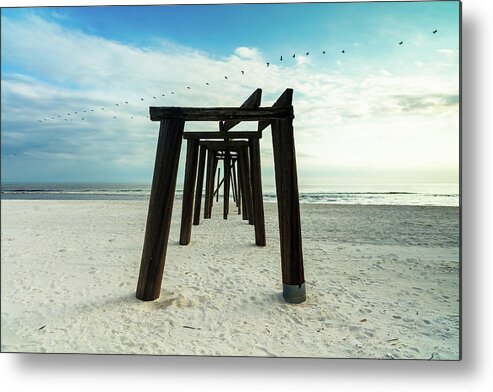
[223,151,231,219]
[238,158,247,220]
[216,166,221,202]
[271,97,305,304]
[249,138,266,246]
[179,139,199,245]
[232,160,241,214]
[204,148,214,219]
[238,146,254,226]
[230,159,237,204]
[193,145,207,226]
[136,118,185,301]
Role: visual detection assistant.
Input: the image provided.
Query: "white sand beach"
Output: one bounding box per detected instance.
[1,200,460,359]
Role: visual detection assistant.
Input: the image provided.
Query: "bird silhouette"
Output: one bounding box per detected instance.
[280,55,283,61]
[113,116,116,119]
[153,96,156,99]
[67,113,71,115]
[125,101,129,104]
[341,50,345,53]
[266,62,270,67]
[306,52,309,56]
[38,120,42,122]
[57,115,61,117]
[101,108,104,110]
[241,71,244,75]
[141,98,144,101]
[90,109,94,112]
[322,51,326,54]
[131,116,134,119]
[74,112,78,114]
[206,82,210,85]
[433,29,438,34]
[224,76,228,79]
[292,54,296,58]
[83,111,86,113]
[161,94,165,96]
[187,86,191,89]
[115,104,119,106]
[399,41,403,45]
[82,118,84,121]
[64,119,68,121]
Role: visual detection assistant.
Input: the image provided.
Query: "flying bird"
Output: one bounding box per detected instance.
[322,51,326,54]
[292,54,296,58]
[131,116,134,119]
[74,112,78,114]
[187,86,191,89]
[90,109,94,112]
[241,71,244,75]
[38,120,42,122]
[141,98,144,101]
[306,52,309,56]
[83,111,86,113]
[67,113,71,115]
[82,118,84,121]
[224,76,228,79]
[101,108,104,110]
[58,115,61,117]
[153,96,156,99]
[162,94,165,96]
[341,50,345,53]
[280,55,283,61]
[206,82,210,85]
[113,116,116,119]
[125,101,129,104]
[115,104,119,106]
[266,62,270,67]
[171,91,175,94]
[433,29,438,34]
[399,41,403,45]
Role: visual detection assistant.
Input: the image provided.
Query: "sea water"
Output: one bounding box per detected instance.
[1,182,459,206]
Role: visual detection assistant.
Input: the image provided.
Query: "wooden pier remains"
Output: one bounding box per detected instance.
[136,88,305,304]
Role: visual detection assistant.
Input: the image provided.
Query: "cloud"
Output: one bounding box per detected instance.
[437,48,457,57]
[1,12,459,183]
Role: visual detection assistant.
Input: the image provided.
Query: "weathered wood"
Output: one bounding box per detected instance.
[203,148,215,219]
[216,167,221,202]
[271,114,305,303]
[179,139,199,245]
[199,140,249,150]
[222,88,262,131]
[193,145,206,226]
[223,151,231,219]
[230,160,237,204]
[184,131,261,140]
[136,118,185,301]
[238,146,254,225]
[231,160,241,214]
[258,89,294,132]
[150,106,293,122]
[249,138,266,246]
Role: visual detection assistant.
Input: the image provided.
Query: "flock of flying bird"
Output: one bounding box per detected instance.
[36,29,439,124]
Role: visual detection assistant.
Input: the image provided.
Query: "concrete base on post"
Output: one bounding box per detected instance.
[283,283,306,304]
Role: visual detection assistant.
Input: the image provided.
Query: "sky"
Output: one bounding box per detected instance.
[0,1,460,187]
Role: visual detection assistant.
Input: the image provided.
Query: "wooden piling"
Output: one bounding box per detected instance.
[179,139,199,245]
[136,118,185,301]
[193,145,207,226]
[239,146,254,226]
[270,89,305,303]
[223,151,231,219]
[204,148,214,219]
[249,138,266,246]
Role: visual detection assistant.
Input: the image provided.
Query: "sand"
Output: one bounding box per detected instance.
[0,200,460,359]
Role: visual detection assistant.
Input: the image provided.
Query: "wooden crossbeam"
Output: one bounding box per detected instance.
[222,88,262,132]
[149,106,293,122]
[258,89,294,132]
[199,141,249,150]
[183,131,261,140]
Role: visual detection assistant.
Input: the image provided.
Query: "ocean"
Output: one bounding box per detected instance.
[1,182,459,206]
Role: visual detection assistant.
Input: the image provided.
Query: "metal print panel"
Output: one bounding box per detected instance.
[1,0,461,359]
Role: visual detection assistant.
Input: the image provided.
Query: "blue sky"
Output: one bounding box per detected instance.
[1,1,460,185]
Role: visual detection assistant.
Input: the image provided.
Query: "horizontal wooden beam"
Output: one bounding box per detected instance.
[150,106,293,122]
[200,141,249,150]
[183,131,262,140]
